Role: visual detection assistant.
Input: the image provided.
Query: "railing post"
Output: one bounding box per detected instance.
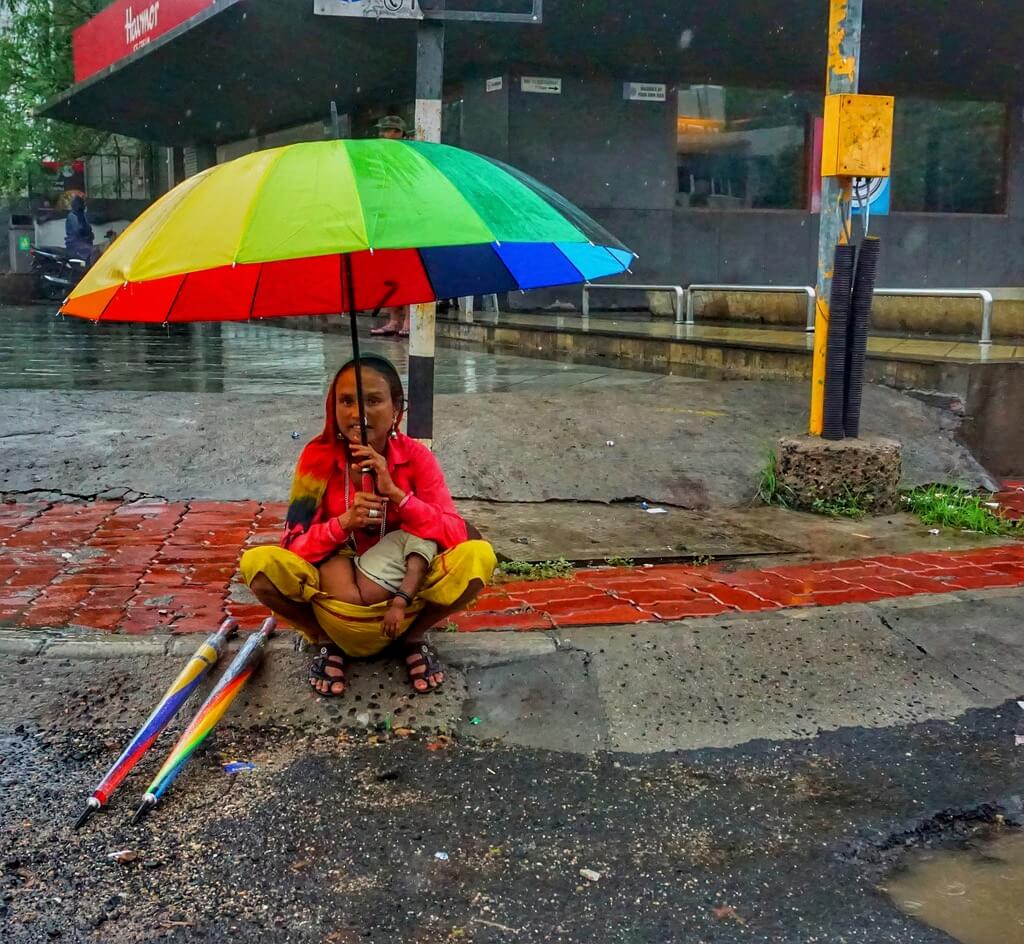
[980,291,993,344]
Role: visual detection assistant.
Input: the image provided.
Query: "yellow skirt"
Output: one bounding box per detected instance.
[239,540,497,657]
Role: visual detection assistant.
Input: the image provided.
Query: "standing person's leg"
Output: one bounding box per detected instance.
[398,306,410,338]
[372,306,402,336]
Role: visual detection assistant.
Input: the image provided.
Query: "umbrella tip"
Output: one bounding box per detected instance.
[131,796,155,826]
[74,798,99,830]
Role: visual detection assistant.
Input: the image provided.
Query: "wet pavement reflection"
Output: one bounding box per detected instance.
[0,305,667,395]
[885,832,1024,944]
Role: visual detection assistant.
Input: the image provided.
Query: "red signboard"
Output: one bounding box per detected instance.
[73,0,218,82]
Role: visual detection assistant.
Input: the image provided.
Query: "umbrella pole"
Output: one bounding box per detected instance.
[341,253,376,497]
[342,253,368,446]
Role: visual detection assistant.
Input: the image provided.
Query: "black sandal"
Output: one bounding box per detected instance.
[308,644,346,697]
[404,643,445,694]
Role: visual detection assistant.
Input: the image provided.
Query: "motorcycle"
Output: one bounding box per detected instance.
[29,245,89,302]
[29,230,117,302]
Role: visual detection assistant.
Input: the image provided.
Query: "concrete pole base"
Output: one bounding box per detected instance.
[775,435,903,514]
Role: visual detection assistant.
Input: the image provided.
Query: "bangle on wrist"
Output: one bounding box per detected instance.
[393,590,412,606]
[397,493,411,510]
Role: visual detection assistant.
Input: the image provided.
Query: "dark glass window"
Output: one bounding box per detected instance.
[891,98,1007,214]
[677,85,817,210]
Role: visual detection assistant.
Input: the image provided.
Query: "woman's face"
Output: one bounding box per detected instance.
[334,367,399,450]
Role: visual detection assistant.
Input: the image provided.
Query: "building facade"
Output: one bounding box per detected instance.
[41,0,1024,296]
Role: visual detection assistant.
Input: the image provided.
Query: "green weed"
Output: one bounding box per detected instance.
[756,451,792,507]
[690,554,714,567]
[605,556,636,568]
[904,485,1019,535]
[811,487,872,520]
[497,558,574,581]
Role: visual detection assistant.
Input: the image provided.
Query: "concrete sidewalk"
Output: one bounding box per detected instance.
[2,586,1022,943]
[3,586,1022,755]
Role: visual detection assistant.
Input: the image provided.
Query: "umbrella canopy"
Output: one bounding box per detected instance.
[61,139,633,322]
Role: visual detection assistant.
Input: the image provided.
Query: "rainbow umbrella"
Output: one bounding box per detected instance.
[59,139,633,437]
[73,618,237,829]
[132,617,275,823]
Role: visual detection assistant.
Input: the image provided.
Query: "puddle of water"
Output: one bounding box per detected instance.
[0,304,665,396]
[884,832,1024,944]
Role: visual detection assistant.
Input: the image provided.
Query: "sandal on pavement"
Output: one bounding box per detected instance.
[308,643,346,697]
[371,325,399,337]
[404,643,445,694]
[397,329,410,338]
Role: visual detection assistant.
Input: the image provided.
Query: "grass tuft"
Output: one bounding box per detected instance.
[497,558,574,581]
[756,451,792,507]
[904,485,1020,535]
[811,487,872,520]
[604,556,636,568]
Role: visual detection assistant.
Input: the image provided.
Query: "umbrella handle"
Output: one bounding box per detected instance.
[370,281,399,319]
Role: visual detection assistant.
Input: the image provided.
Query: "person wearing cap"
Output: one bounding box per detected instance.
[372,115,412,337]
[376,114,407,140]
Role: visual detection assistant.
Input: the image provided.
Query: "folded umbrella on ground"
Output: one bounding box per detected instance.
[132,617,276,823]
[73,618,237,829]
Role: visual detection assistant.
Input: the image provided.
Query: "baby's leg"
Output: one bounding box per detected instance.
[354,570,393,606]
[318,555,363,604]
[355,551,430,605]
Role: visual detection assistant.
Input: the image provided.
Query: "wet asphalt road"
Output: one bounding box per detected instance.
[2,669,1021,943]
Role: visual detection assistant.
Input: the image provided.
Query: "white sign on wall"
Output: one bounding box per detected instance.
[313,0,421,18]
[624,82,667,102]
[486,76,503,93]
[521,76,561,94]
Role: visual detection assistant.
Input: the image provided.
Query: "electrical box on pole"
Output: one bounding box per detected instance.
[821,94,894,178]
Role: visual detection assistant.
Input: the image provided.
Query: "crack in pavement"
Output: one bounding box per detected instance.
[877,611,986,697]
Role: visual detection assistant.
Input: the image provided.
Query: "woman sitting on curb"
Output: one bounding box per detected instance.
[240,355,496,696]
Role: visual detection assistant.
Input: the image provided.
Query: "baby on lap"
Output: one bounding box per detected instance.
[320,529,437,638]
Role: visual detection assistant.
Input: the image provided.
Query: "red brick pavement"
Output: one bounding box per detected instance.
[0,495,1022,636]
[998,481,1024,521]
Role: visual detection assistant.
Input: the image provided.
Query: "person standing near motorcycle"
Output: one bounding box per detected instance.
[65,195,98,264]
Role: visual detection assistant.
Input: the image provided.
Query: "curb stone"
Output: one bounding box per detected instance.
[0,626,562,666]
[0,587,1020,660]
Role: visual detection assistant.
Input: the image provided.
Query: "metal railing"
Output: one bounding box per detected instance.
[457,293,499,322]
[582,282,684,321]
[684,284,817,330]
[584,282,995,345]
[873,288,993,345]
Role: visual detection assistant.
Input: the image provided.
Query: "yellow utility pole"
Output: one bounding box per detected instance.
[809,0,863,435]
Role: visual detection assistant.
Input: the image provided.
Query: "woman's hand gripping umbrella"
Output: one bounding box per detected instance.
[132,617,276,824]
[73,618,238,829]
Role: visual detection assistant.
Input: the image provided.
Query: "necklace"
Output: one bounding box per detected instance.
[343,462,387,544]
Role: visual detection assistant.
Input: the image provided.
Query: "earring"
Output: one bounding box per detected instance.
[389,426,398,439]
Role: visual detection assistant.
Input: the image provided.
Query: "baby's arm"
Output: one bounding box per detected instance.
[382,553,431,638]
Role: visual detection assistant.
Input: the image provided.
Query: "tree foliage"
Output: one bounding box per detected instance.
[0,0,109,199]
